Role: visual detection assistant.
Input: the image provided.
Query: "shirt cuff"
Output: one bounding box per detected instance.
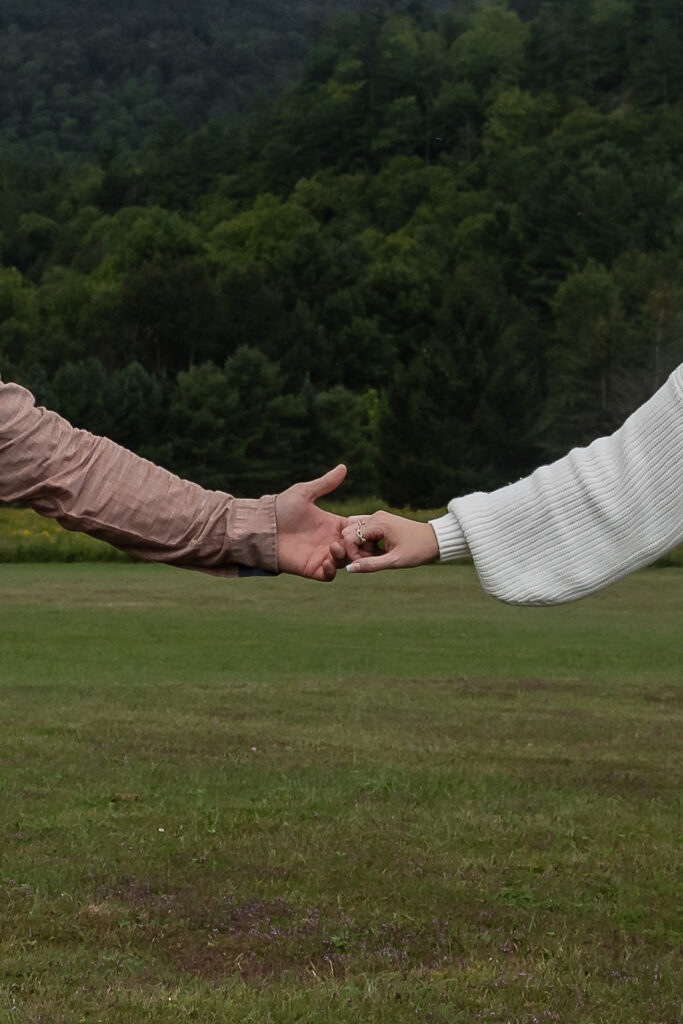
[227,494,279,574]
[429,511,470,562]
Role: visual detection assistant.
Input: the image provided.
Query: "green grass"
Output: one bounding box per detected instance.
[0,564,681,1023]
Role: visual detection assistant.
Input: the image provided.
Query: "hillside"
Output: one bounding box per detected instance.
[0,0,452,153]
[1,0,682,502]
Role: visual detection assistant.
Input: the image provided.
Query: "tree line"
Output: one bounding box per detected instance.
[1,0,682,504]
[0,0,451,155]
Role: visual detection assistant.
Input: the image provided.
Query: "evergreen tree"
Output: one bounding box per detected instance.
[378,262,544,506]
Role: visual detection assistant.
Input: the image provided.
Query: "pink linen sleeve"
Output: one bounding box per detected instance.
[0,377,278,575]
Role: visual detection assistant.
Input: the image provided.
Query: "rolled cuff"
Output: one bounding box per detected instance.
[227,495,279,574]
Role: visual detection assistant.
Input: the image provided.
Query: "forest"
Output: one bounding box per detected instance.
[1,0,682,504]
[0,0,452,154]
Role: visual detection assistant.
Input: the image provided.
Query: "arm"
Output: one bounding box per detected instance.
[0,377,346,580]
[343,364,683,604]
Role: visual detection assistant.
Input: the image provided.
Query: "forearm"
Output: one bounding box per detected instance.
[431,365,683,605]
[0,378,278,574]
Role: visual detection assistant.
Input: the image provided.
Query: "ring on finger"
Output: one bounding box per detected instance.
[355,522,367,545]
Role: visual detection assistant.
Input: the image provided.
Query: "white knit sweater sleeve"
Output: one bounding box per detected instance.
[430,364,683,605]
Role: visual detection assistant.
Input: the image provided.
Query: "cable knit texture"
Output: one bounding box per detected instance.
[433,365,683,605]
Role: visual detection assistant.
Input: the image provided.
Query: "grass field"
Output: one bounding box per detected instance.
[0,563,681,1023]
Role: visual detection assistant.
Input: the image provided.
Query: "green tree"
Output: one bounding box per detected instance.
[548,260,628,450]
[107,361,164,456]
[169,349,303,493]
[168,361,237,489]
[303,383,379,494]
[0,266,37,370]
[448,3,529,101]
[44,358,116,438]
[378,261,543,506]
[611,250,683,400]
[93,256,223,376]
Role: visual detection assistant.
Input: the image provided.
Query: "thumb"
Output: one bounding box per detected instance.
[345,552,395,574]
[304,463,347,502]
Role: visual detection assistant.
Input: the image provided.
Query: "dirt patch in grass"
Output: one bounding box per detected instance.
[336,676,593,698]
[506,756,673,799]
[580,769,665,800]
[450,677,592,700]
[641,689,683,709]
[82,879,493,984]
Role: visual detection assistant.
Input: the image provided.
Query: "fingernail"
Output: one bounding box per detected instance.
[345,563,360,573]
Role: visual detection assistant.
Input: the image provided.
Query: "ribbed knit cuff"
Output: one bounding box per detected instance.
[429,511,470,562]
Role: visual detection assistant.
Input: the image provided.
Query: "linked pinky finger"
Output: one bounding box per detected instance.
[329,540,347,562]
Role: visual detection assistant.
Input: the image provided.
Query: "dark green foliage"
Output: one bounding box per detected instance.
[167,351,376,495]
[379,262,544,506]
[0,1,455,155]
[37,359,165,460]
[2,0,683,504]
[0,0,388,154]
[547,250,683,452]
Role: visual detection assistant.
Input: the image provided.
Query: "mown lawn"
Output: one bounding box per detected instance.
[0,563,681,1023]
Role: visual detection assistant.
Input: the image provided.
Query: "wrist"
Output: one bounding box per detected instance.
[422,522,440,563]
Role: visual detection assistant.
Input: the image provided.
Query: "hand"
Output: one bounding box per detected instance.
[276,464,349,582]
[334,511,439,573]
